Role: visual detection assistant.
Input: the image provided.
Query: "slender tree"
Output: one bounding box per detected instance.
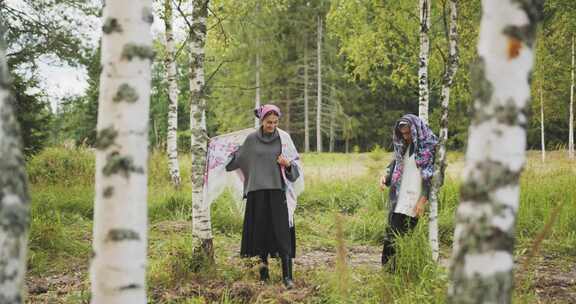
[285,87,291,132]
[569,34,574,160]
[429,0,458,263]
[418,0,431,124]
[316,15,323,152]
[448,0,543,302]
[304,39,310,152]
[329,87,336,153]
[90,1,153,302]
[0,25,30,304]
[164,0,182,189]
[540,81,546,162]
[189,0,213,259]
[255,52,261,128]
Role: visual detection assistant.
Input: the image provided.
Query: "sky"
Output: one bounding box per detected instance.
[7,0,189,112]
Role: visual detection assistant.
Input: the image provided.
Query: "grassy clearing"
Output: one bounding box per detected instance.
[26,147,576,303]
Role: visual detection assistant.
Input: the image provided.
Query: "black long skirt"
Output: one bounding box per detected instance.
[241,189,296,258]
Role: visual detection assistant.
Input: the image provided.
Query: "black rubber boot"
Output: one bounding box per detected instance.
[281,255,294,289]
[259,255,269,282]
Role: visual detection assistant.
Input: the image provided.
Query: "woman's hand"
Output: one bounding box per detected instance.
[413,196,428,218]
[379,175,387,191]
[277,155,291,167]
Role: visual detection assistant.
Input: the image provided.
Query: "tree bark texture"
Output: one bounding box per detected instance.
[429,0,459,263]
[164,0,182,189]
[448,1,542,303]
[316,15,323,153]
[0,25,30,304]
[189,0,213,255]
[418,0,431,124]
[91,1,153,302]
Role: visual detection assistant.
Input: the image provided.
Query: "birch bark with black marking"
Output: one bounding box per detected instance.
[540,82,546,162]
[448,1,543,302]
[189,0,213,255]
[316,15,323,152]
[418,0,431,124]
[0,25,30,304]
[429,0,458,263]
[569,34,574,160]
[164,0,182,189]
[255,52,261,128]
[91,1,153,303]
[304,40,310,153]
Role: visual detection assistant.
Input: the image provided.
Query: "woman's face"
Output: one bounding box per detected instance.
[262,113,279,134]
[399,125,412,144]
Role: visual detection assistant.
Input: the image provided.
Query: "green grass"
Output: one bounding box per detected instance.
[25,147,576,303]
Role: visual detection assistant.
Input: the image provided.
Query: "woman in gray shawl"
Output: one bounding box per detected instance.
[226,104,300,289]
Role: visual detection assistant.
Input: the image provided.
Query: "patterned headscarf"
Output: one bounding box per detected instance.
[254,104,282,121]
[390,114,438,186]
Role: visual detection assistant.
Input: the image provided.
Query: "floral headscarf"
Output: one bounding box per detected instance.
[390,114,438,187]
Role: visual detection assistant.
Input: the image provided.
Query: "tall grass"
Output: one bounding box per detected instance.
[25,147,576,303]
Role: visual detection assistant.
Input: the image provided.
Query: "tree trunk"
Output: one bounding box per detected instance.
[448,1,542,303]
[316,15,323,152]
[189,0,213,259]
[254,52,261,128]
[418,0,431,124]
[91,1,153,302]
[329,87,336,153]
[0,25,30,304]
[540,82,546,162]
[304,39,310,153]
[164,0,181,189]
[429,0,458,263]
[285,87,291,132]
[569,34,574,160]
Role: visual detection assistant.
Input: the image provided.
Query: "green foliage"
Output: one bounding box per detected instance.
[27,147,94,186]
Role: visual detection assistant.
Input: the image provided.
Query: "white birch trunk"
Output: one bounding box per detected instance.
[255,53,261,128]
[0,26,30,304]
[329,87,336,153]
[91,1,153,302]
[189,0,213,257]
[304,40,310,153]
[540,82,546,162]
[569,34,574,160]
[418,0,431,124]
[316,15,323,153]
[429,0,458,263]
[285,88,291,132]
[448,1,542,302]
[164,0,181,189]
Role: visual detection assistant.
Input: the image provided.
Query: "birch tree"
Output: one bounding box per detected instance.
[164,0,181,189]
[316,15,323,152]
[569,34,574,160]
[90,1,153,302]
[0,25,30,304]
[304,40,310,152]
[329,87,337,153]
[540,82,546,162]
[429,0,458,263]
[448,1,543,302]
[189,0,213,258]
[418,0,431,124]
[254,52,261,128]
